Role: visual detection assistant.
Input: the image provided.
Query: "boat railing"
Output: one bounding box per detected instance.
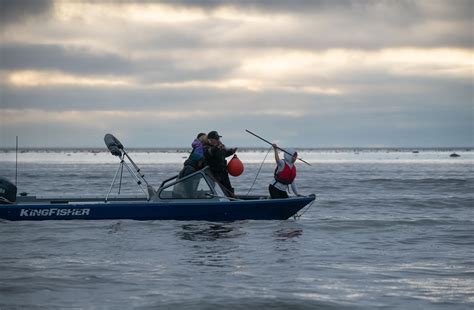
[159,174,179,189]
[158,167,212,189]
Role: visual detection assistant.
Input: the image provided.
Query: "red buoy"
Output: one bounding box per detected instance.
[227,154,244,177]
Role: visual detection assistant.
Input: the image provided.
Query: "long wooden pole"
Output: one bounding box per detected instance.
[245,129,311,166]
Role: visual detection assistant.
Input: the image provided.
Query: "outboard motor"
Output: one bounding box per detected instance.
[0,177,17,204]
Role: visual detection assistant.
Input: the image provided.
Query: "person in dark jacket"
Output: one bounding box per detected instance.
[179,153,205,179]
[204,131,237,197]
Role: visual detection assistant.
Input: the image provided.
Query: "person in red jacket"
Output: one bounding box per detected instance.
[269,143,300,199]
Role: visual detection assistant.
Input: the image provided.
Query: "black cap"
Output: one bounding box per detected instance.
[208,131,222,140]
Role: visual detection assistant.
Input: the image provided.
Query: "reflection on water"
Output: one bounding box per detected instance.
[107,222,122,234]
[272,223,304,265]
[178,222,246,268]
[178,222,246,242]
[275,228,303,240]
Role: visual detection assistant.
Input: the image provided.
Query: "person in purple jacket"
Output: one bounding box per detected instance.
[191,132,208,158]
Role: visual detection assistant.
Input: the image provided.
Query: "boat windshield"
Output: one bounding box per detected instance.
[158,172,213,199]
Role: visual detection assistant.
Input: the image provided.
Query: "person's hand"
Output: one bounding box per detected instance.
[272,143,277,149]
[232,147,238,154]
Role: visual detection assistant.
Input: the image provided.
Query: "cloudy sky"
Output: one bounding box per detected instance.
[0,0,472,148]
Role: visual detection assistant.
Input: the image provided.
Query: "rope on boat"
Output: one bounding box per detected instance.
[246,146,273,195]
[293,199,315,220]
[205,193,242,201]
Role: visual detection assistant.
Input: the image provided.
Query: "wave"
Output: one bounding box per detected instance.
[316,218,473,230]
[136,297,354,310]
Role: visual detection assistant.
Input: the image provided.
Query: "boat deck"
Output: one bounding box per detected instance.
[14,195,147,205]
[12,194,269,205]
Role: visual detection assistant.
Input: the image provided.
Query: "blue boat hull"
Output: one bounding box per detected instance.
[0,195,315,221]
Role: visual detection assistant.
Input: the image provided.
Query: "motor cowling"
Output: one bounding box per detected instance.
[104,133,123,157]
[0,177,17,204]
[227,154,244,177]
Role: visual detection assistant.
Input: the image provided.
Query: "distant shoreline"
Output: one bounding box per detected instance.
[1,147,472,153]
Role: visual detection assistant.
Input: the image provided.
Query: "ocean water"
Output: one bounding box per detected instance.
[0,148,473,309]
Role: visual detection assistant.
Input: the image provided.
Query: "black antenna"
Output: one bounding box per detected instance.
[15,136,18,186]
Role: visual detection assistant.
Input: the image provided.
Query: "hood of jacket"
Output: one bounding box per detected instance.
[284,148,297,167]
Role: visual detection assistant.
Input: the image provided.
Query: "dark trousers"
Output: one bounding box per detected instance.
[269,184,289,199]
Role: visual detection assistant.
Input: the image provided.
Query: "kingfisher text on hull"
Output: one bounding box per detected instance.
[20,208,91,217]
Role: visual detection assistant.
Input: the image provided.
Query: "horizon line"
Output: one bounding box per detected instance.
[1,146,472,151]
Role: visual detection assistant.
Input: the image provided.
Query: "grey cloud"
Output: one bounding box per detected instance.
[2,99,471,148]
[1,85,242,111]
[162,0,373,12]
[0,43,235,82]
[2,1,472,53]
[136,66,234,84]
[0,0,53,27]
[162,0,472,49]
[0,43,132,75]
[168,0,473,20]
[164,0,472,22]
[3,1,470,60]
[34,1,466,51]
[2,73,470,112]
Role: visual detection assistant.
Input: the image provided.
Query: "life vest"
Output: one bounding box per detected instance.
[274,162,296,185]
